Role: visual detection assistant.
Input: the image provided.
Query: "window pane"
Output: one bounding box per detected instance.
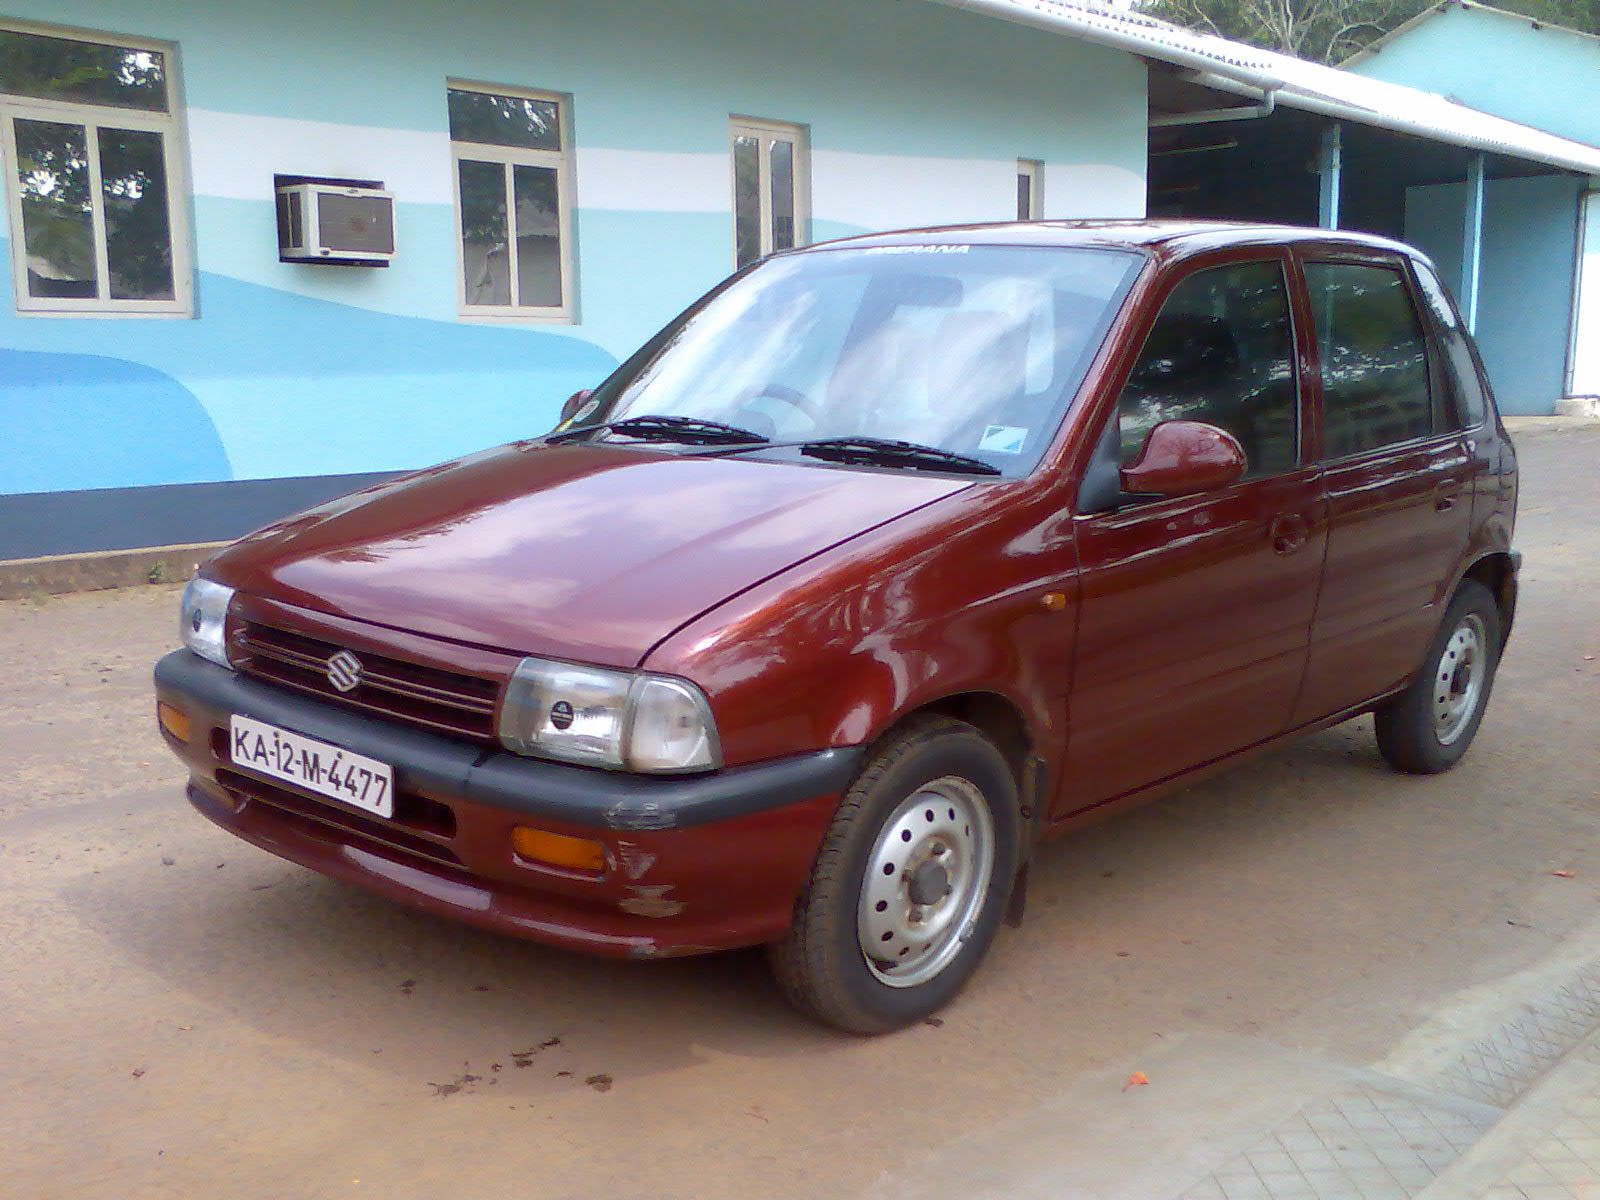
[1017,172,1032,221]
[0,29,166,111]
[1306,263,1433,457]
[733,134,760,268]
[769,137,795,251]
[513,163,561,308]
[98,126,173,300]
[1118,262,1298,477]
[459,158,510,306]
[14,118,96,299]
[1411,263,1487,428]
[594,244,1141,477]
[447,89,560,150]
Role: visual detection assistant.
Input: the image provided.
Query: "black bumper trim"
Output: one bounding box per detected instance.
[155,650,863,830]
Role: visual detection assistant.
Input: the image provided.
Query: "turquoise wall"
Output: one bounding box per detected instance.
[1404,174,1583,414]
[0,0,1147,508]
[1348,6,1600,148]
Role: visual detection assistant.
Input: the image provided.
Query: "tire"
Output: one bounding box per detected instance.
[768,717,1020,1035]
[1375,580,1502,774]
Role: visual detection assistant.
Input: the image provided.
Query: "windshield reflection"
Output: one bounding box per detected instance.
[581,243,1142,476]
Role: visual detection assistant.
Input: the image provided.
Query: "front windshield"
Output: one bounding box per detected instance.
[579,243,1143,476]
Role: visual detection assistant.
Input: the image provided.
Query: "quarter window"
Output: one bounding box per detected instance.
[1411,261,1488,429]
[1306,262,1434,456]
[731,117,807,269]
[1017,159,1043,220]
[0,24,188,315]
[450,83,573,319]
[1116,261,1299,479]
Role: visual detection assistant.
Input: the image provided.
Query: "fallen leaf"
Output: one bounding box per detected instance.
[1123,1072,1150,1092]
[585,1073,613,1093]
[131,1068,145,1079]
[1552,870,1575,878]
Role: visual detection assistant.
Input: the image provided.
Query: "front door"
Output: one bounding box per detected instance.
[1059,252,1325,814]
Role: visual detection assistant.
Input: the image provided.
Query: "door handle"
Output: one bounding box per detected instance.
[1434,487,1461,512]
[1270,514,1309,555]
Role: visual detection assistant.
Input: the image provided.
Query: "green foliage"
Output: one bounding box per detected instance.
[1137,0,1600,63]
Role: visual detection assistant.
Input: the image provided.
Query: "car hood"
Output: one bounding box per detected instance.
[212,441,972,666]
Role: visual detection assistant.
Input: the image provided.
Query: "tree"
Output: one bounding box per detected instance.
[1137,0,1600,63]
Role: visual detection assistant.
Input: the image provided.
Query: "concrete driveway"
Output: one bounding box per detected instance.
[2,423,1596,1200]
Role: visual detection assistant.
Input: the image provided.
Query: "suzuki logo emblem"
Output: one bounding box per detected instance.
[326,649,363,693]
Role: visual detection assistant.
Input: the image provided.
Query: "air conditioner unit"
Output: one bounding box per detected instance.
[276,182,394,264]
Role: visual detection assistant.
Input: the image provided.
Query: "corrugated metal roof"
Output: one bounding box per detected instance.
[927,0,1600,175]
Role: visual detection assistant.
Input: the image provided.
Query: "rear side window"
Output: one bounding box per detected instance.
[1116,260,1298,479]
[1305,262,1433,457]
[1410,262,1489,429]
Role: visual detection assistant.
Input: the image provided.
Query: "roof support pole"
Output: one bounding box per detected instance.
[1462,152,1486,333]
[1318,124,1342,230]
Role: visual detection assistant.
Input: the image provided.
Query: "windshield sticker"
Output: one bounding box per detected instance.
[978,425,1028,454]
[862,244,970,256]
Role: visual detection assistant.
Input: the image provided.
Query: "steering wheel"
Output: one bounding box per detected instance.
[740,383,822,424]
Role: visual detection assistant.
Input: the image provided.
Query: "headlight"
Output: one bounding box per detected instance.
[179,577,235,668]
[498,656,721,773]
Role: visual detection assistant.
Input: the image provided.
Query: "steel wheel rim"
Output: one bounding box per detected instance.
[1434,613,1487,745]
[857,776,995,989]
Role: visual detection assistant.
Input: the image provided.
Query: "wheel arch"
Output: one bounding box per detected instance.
[1458,551,1519,644]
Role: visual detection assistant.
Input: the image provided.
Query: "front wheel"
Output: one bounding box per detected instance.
[768,717,1019,1034]
[1375,580,1502,774]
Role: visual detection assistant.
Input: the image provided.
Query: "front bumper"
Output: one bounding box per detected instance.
[155,650,860,958]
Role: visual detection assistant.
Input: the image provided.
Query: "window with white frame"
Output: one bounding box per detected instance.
[0,23,189,315]
[1017,159,1043,221]
[449,82,573,319]
[731,117,808,270]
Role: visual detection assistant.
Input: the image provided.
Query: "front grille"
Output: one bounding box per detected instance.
[217,767,464,871]
[233,620,500,744]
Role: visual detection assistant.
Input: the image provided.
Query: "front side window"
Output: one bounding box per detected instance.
[1116,260,1299,478]
[450,83,572,319]
[578,244,1141,478]
[731,117,807,269]
[1306,261,1434,457]
[0,24,187,314]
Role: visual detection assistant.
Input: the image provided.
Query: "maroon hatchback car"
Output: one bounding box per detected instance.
[156,220,1519,1033]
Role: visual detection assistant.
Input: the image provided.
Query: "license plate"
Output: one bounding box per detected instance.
[229,715,394,818]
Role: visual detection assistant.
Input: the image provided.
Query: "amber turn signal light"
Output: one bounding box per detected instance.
[157,702,191,744]
[511,827,607,873]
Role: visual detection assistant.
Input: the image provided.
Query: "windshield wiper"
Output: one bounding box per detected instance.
[547,414,769,446]
[797,437,1001,476]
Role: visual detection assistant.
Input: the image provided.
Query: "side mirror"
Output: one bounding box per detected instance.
[558,388,595,425]
[1120,420,1246,498]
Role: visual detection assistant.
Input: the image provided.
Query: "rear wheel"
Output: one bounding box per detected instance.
[1375,580,1502,774]
[768,717,1019,1034]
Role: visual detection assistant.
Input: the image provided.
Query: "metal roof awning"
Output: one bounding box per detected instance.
[925,0,1600,176]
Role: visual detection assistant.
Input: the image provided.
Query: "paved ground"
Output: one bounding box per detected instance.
[1,422,1596,1200]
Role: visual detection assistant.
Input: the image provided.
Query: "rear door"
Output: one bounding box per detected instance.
[1290,252,1475,724]
[1060,250,1325,812]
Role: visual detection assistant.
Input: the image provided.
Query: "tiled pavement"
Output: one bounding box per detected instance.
[1457,1041,1600,1200]
[1173,970,1600,1200]
[1175,1083,1498,1200]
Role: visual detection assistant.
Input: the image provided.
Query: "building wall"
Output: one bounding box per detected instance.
[1348,6,1600,148]
[0,0,1149,558]
[1573,192,1600,397]
[1405,174,1583,414]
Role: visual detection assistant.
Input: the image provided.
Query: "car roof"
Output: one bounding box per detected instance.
[800,219,1421,261]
